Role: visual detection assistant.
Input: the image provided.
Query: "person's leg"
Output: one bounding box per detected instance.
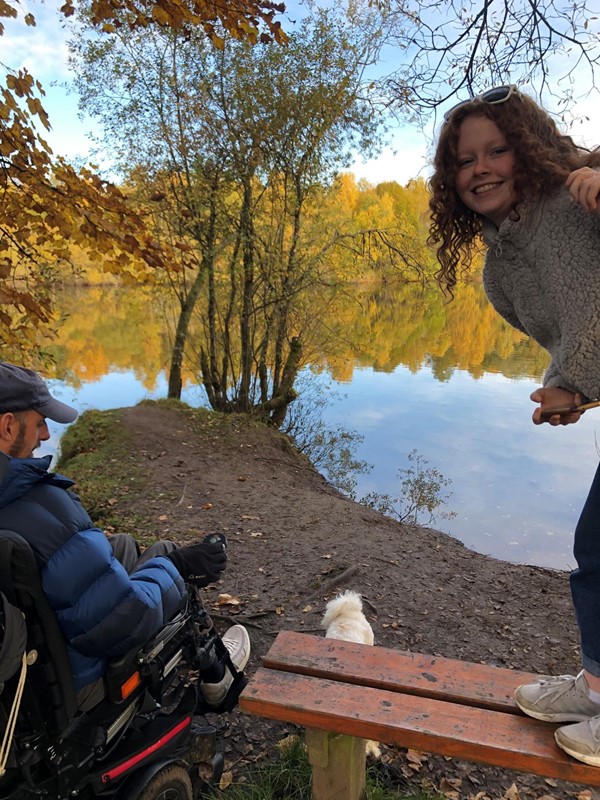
[110,534,178,572]
[517,462,600,765]
[571,461,600,681]
[133,540,178,569]
[548,462,600,765]
[109,533,141,572]
[112,537,250,709]
[198,624,251,710]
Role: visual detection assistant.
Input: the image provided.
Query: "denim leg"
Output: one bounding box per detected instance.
[571,461,600,677]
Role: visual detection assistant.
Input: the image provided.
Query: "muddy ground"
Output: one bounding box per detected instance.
[92,403,590,799]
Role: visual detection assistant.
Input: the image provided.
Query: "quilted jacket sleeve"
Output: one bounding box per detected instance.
[42,527,185,659]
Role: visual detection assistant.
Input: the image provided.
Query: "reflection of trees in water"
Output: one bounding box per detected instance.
[43,286,173,390]
[319,279,548,383]
[46,280,548,390]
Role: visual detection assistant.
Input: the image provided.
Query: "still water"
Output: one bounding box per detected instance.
[41,282,600,571]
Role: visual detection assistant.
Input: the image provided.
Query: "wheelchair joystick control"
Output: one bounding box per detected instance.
[203,533,227,548]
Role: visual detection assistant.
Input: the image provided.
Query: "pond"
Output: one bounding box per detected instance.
[41,281,599,571]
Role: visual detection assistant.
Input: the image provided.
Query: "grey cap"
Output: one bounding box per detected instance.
[0,363,78,424]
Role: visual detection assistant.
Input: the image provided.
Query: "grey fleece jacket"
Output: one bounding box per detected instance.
[482,187,600,400]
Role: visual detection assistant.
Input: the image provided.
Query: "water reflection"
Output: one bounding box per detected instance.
[326,364,594,571]
[40,282,599,571]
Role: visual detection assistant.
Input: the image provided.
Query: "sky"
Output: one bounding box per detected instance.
[1,2,434,185]
[3,1,599,186]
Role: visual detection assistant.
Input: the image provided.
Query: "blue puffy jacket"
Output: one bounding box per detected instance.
[0,455,186,690]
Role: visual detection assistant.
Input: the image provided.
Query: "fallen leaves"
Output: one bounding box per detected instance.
[276,734,302,753]
[502,783,520,800]
[439,776,462,799]
[217,593,241,607]
[219,770,233,790]
[406,748,428,768]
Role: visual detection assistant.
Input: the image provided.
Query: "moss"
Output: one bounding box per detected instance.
[57,408,144,531]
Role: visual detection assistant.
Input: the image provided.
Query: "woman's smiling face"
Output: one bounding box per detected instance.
[455,114,518,226]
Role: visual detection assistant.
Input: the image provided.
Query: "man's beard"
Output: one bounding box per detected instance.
[8,423,28,458]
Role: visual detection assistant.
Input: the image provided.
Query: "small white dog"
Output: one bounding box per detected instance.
[321,590,380,758]
[321,589,374,645]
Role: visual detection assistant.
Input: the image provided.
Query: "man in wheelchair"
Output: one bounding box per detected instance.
[0,363,251,799]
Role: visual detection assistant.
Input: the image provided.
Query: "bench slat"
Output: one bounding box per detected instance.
[240,668,600,786]
[264,631,538,714]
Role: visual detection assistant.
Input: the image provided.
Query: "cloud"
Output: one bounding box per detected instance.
[4,5,73,80]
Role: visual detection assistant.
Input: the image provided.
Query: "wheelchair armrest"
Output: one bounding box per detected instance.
[104,606,193,704]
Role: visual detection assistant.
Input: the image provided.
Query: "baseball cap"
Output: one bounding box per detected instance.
[0,363,78,424]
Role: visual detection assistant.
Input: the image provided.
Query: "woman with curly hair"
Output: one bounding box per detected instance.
[429,86,600,766]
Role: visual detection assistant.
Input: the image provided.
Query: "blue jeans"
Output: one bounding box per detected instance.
[571,461,600,676]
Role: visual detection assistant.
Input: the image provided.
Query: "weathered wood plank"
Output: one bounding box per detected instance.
[240,668,600,787]
[264,631,538,714]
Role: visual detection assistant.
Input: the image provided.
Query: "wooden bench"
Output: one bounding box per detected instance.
[240,630,600,800]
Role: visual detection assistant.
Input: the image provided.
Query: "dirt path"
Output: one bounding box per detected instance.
[111,404,585,799]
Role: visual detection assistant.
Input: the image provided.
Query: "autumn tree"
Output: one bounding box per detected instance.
[0,0,286,362]
[70,4,410,422]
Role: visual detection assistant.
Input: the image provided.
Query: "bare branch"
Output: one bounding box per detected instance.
[382,0,600,117]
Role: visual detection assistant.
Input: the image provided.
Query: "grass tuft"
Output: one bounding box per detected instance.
[57,408,144,531]
[214,736,443,800]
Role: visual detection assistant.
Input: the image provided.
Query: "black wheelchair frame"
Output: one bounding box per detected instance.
[0,529,246,800]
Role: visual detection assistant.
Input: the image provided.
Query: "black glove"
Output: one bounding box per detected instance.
[167,535,227,586]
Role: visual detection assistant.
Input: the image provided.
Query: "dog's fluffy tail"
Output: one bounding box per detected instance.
[320,589,364,630]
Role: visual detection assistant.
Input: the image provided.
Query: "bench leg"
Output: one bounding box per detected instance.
[306,728,366,800]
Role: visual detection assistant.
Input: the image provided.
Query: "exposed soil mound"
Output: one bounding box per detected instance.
[92,404,584,798]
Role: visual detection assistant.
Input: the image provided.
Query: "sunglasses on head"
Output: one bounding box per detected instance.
[443,85,518,123]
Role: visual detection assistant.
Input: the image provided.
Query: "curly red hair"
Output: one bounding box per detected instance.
[428,91,600,293]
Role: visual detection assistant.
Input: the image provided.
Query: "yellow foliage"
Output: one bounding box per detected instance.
[0,0,288,356]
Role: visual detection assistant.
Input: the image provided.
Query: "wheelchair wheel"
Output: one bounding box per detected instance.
[137,764,193,800]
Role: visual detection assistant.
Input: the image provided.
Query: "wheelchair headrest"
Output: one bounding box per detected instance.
[0,530,44,605]
[0,592,26,685]
[0,529,78,721]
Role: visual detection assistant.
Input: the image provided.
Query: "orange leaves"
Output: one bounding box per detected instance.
[59,1,76,17]
[6,71,35,98]
[0,68,176,354]
[0,0,17,21]
[150,4,174,26]
[0,0,287,358]
[84,0,288,46]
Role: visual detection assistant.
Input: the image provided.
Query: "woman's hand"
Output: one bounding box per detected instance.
[566,167,600,215]
[530,387,585,426]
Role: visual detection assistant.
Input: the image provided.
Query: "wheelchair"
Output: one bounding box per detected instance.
[0,529,247,800]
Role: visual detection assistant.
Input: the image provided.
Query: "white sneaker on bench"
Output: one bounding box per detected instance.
[555,714,600,766]
[515,672,600,723]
